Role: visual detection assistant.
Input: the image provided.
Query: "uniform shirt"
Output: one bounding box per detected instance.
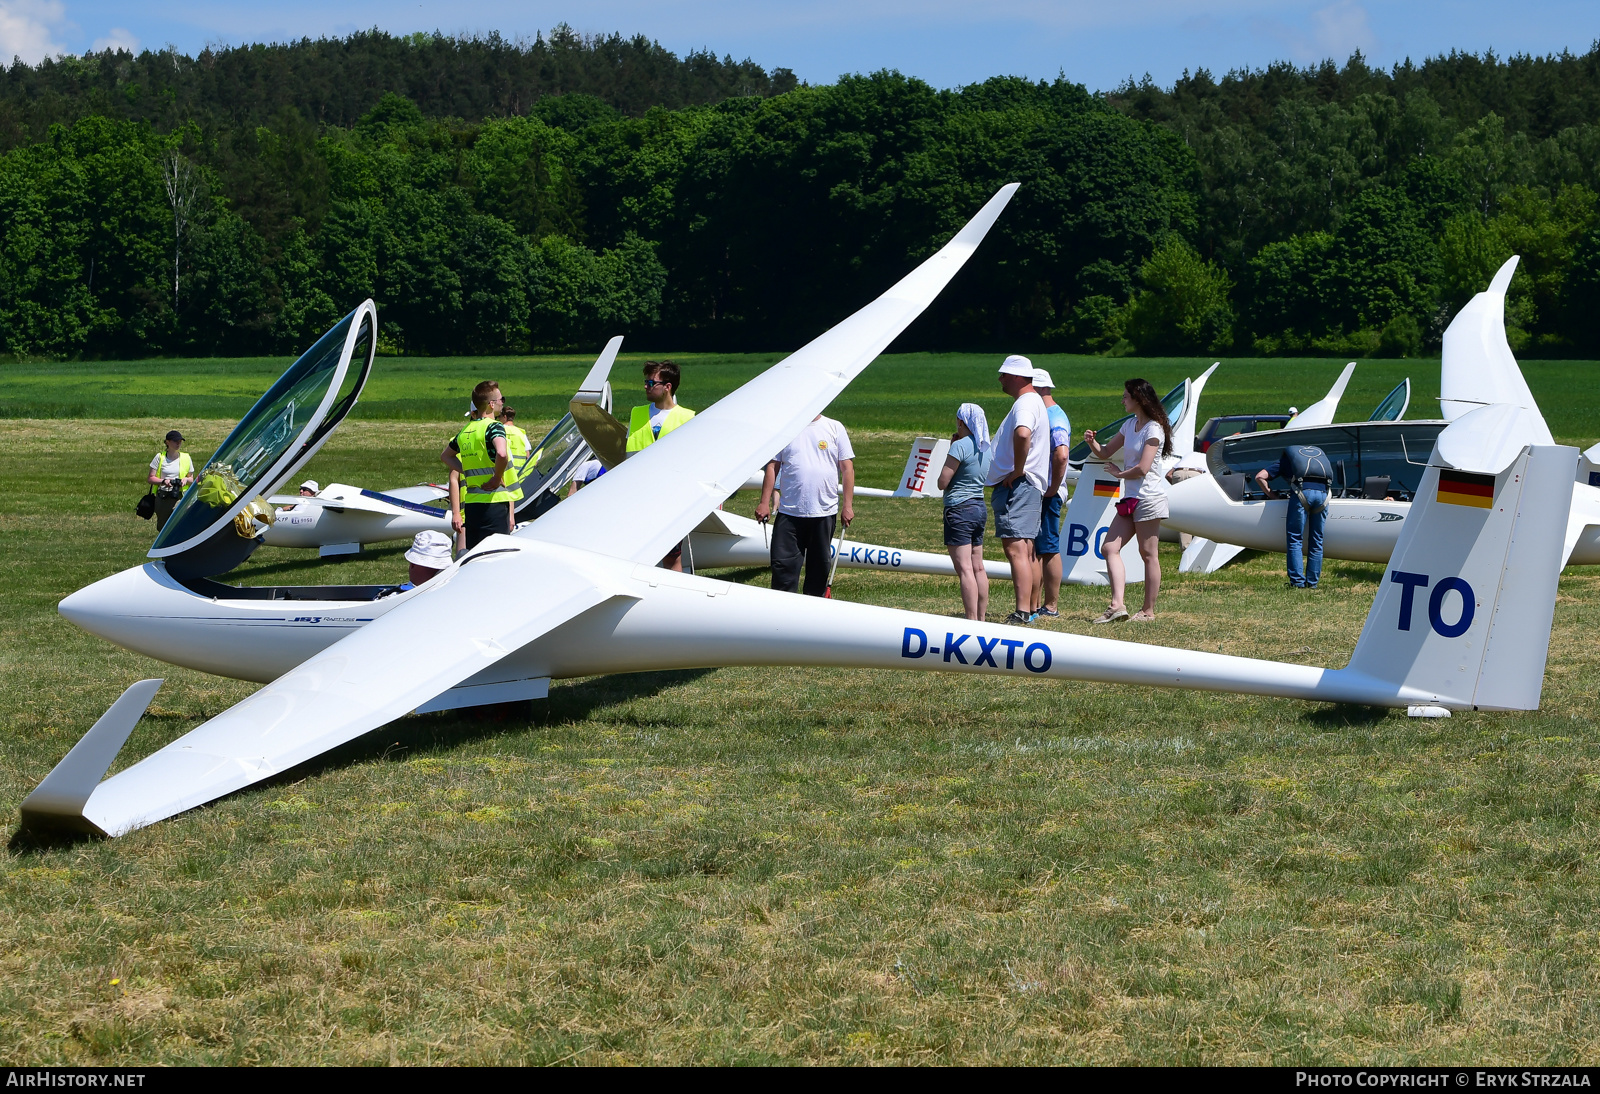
[774,416,856,518]
[984,391,1051,492]
[942,435,992,508]
[1118,418,1168,500]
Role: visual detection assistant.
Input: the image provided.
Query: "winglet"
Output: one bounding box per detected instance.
[573,336,624,410]
[20,679,162,834]
[1286,362,1356,430]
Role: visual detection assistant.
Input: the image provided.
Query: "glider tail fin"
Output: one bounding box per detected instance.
[1344,409,1572,711]
[20,678,162,835]
[892,437,951,497]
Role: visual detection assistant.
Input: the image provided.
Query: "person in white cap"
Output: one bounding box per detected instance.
[299,480,319,497]
[404,529,453,587]
[1027,369,1072,618]
[984,354,1050,625]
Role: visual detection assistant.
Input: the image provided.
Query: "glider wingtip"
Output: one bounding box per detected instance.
[1489,255,1520,295]
[18,678,162,831]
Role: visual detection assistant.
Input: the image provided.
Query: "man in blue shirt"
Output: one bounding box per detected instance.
[1030,369,1073,617]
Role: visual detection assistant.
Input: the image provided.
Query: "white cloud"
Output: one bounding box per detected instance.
[91,25,137,53]
[1311,0,1375,57]
[0,0,66,63]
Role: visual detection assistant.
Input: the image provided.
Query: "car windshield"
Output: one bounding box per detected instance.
[1206,421,1448,499]
[153,309,370,551]
[1070,379,1186,464]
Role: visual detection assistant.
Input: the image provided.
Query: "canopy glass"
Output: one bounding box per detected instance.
[1368,378,1410,422]
[513,413,591,517]
[152,308,373,555]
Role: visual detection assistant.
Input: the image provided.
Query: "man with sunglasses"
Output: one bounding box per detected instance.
[625,360,697,569]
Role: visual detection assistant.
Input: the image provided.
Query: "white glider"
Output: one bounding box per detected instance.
[1164,256,1600,570]
[25,188,1573,840]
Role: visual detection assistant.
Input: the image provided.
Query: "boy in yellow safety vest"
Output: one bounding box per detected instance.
[625,361,695,570]
[147,429,195,531]
[440,380,515,552]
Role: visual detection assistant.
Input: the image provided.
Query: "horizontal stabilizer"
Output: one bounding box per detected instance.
[1179,536,1247,574]
[1435,403,1551,474]
[383,484,450,505]
[21,679,163,833]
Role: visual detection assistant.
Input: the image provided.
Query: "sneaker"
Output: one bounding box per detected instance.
[1004,610,1033,626]
[1035,607,1060,618]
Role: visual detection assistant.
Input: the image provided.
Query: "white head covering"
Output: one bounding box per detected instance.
[998,354,1034,377]
[1030,368,1055,390]
[299,480,320,493]
[405,529,453,569]
[957,403,991,455]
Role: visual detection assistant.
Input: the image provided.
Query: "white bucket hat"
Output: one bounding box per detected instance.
[1030,368,1055,390]
[299,480,320,493]
[405,529,453,569]
[998,354,1035,378]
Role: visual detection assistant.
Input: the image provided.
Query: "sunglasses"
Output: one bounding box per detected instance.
[644,379,668,389]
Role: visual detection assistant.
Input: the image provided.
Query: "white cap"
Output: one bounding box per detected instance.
[1031,368,1055,390]
[998,354,1034,378]
[300,480,319,493]
[405,529,453,569]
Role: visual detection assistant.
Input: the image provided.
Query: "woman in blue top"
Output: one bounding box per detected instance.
[937,403,994,620]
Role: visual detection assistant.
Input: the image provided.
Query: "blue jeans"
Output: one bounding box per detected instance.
[1285,484,1327,587]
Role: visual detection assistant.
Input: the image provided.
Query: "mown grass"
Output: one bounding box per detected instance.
[3,414,1600,1064]
[5,352,1600,444]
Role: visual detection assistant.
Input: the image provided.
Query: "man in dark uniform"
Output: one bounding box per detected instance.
[1254,442,1332,588]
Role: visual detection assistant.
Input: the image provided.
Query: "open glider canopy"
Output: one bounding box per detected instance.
[1369,379,1410,422]
[150,302,376,577]
[1206,420,1447,501]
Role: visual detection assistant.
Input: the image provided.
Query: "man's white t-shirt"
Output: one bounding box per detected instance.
[150,453,184,481]
[984,390,1051,492]
[574,458,605,484]
[774,416,856,517]
[1118,418,1169,500]
[648,404,669,438]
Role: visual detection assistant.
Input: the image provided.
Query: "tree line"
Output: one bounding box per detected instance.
[2,33,1599,360]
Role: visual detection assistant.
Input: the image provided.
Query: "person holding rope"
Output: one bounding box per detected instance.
[1254,442,1332,589]
[757,413,856,596]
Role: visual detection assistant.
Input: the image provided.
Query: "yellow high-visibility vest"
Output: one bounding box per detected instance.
[455,418,517,504]
[626,404,695,453]
[503,422,532,501]
[149,451,193,494]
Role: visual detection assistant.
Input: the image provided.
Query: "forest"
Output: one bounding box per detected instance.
[2,30,1599,360]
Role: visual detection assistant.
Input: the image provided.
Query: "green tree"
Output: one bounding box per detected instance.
[1121,237,1235,354]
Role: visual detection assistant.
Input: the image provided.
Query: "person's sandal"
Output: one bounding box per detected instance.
[1004,610,1034,626]
[1130,610,1156,622]
[1091,607,1129,624]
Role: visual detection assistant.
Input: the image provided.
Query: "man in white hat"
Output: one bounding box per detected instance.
[1028,369,1072,618]
[985,354,1051,625]
[404,529,453,587]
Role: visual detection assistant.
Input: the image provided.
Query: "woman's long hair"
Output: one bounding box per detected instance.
[1124,378,1174,458]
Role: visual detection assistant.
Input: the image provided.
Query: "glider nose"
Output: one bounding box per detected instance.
[59,572,122,638]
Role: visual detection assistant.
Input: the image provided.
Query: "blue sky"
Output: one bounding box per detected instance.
[2,0,1596,92]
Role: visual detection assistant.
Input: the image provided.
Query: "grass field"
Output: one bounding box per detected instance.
[5,351,1599,445]
[3,360,1600,1064]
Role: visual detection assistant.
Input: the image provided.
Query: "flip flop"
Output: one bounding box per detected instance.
[1091,607,1129,624]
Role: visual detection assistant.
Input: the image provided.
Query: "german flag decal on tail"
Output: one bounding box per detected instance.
[1093,480,1119,498]
[1437,468,1495,509]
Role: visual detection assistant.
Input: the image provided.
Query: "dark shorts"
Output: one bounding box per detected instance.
[463,500,513,550]
[992,478,1042,540]
[943,498,987,547]
[1035,494,1063,555]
